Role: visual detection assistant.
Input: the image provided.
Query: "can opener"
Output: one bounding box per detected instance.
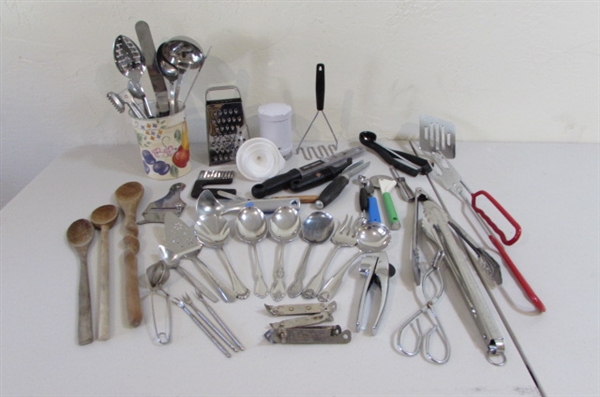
[137,183,186,225]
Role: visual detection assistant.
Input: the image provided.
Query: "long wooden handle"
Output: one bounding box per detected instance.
[97,226,110,340]
[77,251,94,345]
[123,214,143,327]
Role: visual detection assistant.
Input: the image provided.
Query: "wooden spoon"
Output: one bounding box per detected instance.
[90,204,119,340]
[114,182,144,327]
[66,218,96,345]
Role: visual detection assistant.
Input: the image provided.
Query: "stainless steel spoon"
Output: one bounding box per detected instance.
[195,216,250,299]
[268,206,301,301]
[66,219,95,345]
[235,207,269,298]
[318,222,391,302]
[157,36,204,114]
[287,211,335,298]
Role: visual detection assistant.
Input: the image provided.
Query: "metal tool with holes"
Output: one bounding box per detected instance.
[206,86,249,165]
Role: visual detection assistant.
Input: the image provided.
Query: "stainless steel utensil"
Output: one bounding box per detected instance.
[113,35,152,118]
[138,183,186,225]
[181,293,239,352]
[107,90,145,119]
[157,37,205,114]
[196,189,301,220]
[235,207,269,298]
[195,216,250,299]
[172,297,231,358]
[162,212,233,303]
[318,221,390,302]
[135,21,170,116]
[287,211,335,298]
[268,206,301,301]
[66,219,95,345]
[145,260,172,344]
[421,196,506,365]
[301,215,360,299]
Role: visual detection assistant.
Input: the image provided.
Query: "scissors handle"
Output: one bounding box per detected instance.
[488,234,546,312]
[471,190,522,246]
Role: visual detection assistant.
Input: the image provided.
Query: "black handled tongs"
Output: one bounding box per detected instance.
[359,131,432,177]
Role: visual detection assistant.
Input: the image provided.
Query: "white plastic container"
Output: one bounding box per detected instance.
[257,103,293,160]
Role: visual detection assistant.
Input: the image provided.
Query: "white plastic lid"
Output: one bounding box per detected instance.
[257,103,292,122]
[235,138,286,181]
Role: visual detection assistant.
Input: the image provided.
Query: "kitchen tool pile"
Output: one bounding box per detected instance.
[66,24,545,373]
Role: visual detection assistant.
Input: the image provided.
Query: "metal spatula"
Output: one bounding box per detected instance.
[162,213,237,302]
[419,115,456,159]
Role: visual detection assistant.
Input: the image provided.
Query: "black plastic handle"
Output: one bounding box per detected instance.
[251,169,302,198]
[359,131,431,176]
[316,175,349,209]
[359,187,369,213]
[316,63,325,111]
[289,158,351,192]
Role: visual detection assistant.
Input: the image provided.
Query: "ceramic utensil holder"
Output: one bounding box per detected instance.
[131,106,192,180]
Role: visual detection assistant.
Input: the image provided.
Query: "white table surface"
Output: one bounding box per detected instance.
[1,141,598,397]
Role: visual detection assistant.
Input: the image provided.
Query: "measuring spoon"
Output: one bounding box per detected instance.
[66,219,96,345]
[287,211,335,298]
[235,207,269,298]
[90,204,118,341]
[268,206,301,301]
[114,181,144,327]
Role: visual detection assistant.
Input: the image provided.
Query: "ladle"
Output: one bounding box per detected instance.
[145,260,172,344]
[89,204,119,341]
[114,181,144,327]
[268,206,301,301]
[195,216,250,299]
[287,211,335,298]
[318,222,391,302]
[66,218,96,345]
[157,36,205,114]
[235,207,269,298]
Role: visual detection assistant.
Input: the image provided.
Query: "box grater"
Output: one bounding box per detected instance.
[205,86,249,165]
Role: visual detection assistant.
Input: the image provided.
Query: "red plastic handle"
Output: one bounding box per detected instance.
[471,190,522,246]
[489,234,546,312]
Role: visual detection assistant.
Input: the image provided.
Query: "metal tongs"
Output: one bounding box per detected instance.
[359,131,432,176]
[417,189,506,365]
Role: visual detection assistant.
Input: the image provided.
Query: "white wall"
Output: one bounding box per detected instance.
[1,1,598,209]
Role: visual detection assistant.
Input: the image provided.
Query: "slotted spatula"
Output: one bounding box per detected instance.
[419,114,456,159]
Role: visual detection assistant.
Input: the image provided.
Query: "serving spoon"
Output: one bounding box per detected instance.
[66,219,96,345]
[114,181,144,327]
[90,205,119,341]
[268,206,301,301]
[157,36,205,114]
[286,211,334,298]
[235,207,269,298]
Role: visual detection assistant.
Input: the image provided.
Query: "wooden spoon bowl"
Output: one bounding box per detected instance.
[66,218,95,345]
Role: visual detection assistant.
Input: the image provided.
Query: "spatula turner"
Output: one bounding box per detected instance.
[419,115,456,159]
